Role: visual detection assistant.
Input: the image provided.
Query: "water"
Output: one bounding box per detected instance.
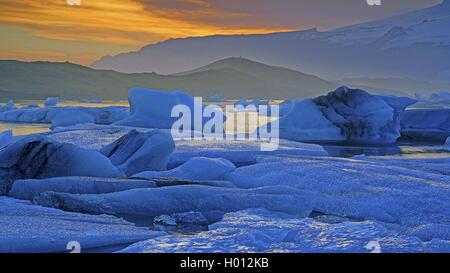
[322,141,450,159]
[0,122,50,136]
[2,100,449,159]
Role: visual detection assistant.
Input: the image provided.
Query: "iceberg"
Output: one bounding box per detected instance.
[114,87,219,129]
[0,106,128,125]
[0,135,122,195]
[272,86,416,144]
[132,157,236,181]
[33,185,313,223]
[401,109,450,141]
[0,100,15,112]
[51,111,95,129]
[119,209,447,253]
[0,197,163,253]
[44,97,60,107]
[100,129,175,176]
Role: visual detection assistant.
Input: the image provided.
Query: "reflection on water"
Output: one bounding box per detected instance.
[0,122,50,136]
[14,100,129,108]
[323,142,450,159]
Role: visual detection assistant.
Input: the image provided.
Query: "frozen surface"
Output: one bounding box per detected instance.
[34,185,313,222]
[169,139,328,167]
[100,129,175,176]
[0,106,128,125]
[226,155,450,241]
[0,196,164,253]
[119,209,450,253]
[0,135,122,194]
[9,177,158,200]
[273,87,415,144]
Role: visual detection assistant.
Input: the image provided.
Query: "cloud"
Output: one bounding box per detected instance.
[0,0,290,46]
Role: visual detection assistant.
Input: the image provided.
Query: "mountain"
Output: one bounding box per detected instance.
[339,77,450,96]
[0,58,339,100]
[92,1,450,84]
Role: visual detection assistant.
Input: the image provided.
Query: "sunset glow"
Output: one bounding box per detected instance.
[0,0,441,65]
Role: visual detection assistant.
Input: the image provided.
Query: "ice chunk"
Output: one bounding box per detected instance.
[44,97,60,107]
[0,130,14,149]
[133,157,236,181]
[446,137,450,146]
[100,129,175,176]
[119,209,431,253]
[154,211,209,232]
[9,177,157,200]
[51,111,95,129]
[0,197,163,253]
[33,185,313,222]
[0,135,122,195]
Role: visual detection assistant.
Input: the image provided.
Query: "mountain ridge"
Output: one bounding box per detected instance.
[91,2,450,83]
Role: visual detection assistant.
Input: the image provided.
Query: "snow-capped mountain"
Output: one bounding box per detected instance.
[325,0,450,49]
[92,1,450,84]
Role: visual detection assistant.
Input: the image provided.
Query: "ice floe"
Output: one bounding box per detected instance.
[33,185,313,223]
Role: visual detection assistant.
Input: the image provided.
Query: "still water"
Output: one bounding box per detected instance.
[1,100,449,159]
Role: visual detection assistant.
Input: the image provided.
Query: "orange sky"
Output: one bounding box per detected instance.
[0,0,441,66]
[0,0,291,65]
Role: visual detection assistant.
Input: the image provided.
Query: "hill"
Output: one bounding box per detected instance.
[0,58,338,100]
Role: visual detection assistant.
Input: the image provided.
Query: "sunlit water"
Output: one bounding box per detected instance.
[1,100,449,159]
